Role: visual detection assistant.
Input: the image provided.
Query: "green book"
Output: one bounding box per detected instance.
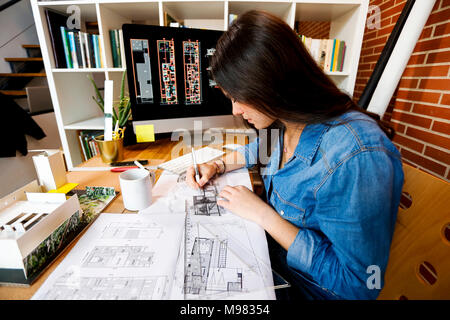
[336,40,345,72]
[60,26,72,68]
[109,30,118,67]
[114,30,122,67]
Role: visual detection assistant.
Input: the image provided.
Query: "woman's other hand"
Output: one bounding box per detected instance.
[217,185,273,225]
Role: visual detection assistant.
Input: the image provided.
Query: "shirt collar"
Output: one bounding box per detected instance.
[292,122,330,165]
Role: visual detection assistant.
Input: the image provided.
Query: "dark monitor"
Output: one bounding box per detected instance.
[122,24,235,134]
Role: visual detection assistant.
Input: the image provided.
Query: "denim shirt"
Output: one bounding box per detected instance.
[236,110,404,300]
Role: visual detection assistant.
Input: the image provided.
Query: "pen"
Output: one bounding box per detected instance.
[191,147,200,183]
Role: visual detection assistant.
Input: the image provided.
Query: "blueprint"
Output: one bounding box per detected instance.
[32,213,184,300]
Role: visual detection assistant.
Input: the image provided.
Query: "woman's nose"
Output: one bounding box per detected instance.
[232,103,243,116]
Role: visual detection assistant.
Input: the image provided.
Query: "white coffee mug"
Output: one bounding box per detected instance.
[119,168,156,211]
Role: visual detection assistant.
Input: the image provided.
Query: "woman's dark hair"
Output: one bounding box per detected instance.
[210,10,394,139]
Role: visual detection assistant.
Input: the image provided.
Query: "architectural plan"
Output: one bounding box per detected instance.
[131,39,154,104]
[157,38,178,104]
[32,213,184,300]
[183,40,202,105]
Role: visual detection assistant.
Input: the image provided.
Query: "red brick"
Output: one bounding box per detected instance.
[365,36,388,48]
[391,111,433,128]
[420,27,433,40]
[363,54,382,63]
[398,78,419,89]
[364,30,378,41]
[426,7,450,26]
[390,13,401,25]
[442,94,450,106]
[432,121,450,135]
[396,90,441,104]
[378,24,395,37]
[361,47,373,56]
[419,78,450,90]
[402,65,449,77]
[374,44,384,53]
[413,104,450,119]
[424,146,450,165]
[447,170,450,180]
[358,70,373,78]
[406,127,450,149]
[407,53,426,65]
[401,149,447,176]
[434,22,450,36]
[426,50,450,64]
[391,121,406,134]
[358,62,372,71]
[402,159,418,168]
[442,0,450,9]
[414,36,450,53]
[383,3,407,20]
[393,134,425,152]
[393,100,413,112]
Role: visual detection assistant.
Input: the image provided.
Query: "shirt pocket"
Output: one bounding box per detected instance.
[271,188,306,227]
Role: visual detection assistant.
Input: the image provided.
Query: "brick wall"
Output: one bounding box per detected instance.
[354,0,450,182]
[296,21,330,39]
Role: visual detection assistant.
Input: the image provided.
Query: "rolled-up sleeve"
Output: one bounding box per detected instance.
[286,150,403,300]
[235,137,259,169]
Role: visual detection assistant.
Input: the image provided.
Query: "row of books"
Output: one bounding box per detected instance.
[60,28,105,69]
[78,131,102,161]
[299,35,346,73]
[109,29,124,68]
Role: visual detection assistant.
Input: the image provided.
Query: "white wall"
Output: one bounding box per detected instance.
[0,112,62,198]
[0,0,39,73]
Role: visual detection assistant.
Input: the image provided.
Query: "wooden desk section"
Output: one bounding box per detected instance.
[0,136,259,300]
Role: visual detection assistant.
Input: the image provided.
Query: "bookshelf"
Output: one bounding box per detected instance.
[31,0,369,170]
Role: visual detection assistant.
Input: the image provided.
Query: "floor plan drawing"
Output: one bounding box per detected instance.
[100,222,163,239]
[157,38,178,105]
[190,184,222,216]
[82,246,154,268]
[131,39,154,104]
[37,273,167,300]
[183,40,202,105]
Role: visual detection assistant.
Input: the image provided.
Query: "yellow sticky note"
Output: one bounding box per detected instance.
[136,124,155,143]
[48,183,79,194]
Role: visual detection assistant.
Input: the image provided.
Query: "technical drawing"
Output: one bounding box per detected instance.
[38,274,167,300]
[157,38,178,104]
[184,237,242,295]
[189,183,222,216]
[82,246,154,268]
[101,222,163,239]
[183,40,202,105]
[131,39,154,104]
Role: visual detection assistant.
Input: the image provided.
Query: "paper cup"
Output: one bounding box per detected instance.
[119,168,155,211]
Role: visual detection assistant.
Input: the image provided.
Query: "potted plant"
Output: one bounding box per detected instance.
[88,71,132,163]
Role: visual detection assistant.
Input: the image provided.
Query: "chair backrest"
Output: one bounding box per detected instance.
[378,164,450,300]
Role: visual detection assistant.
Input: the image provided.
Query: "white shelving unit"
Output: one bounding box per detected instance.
[31,0,369,170]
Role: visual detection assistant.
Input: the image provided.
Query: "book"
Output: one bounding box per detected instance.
[92,34,100,68]
[45,9,70,68]
[324,39,334,72]
[83,32,91,68]
[118,29,125,68]
[336,40,345,72]
[77,31,86,68]
[73,31,83,68]
[87,34,96,68]
[98,35,105,68]
[330,39,337,72]
[59,27,72,68]
[318,39,327,69]
[67,31,78,69]
[110,29,118,67]
[340,43,346,72]
[114,29,122,67]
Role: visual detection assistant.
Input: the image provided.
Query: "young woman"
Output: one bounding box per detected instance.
[186,10,404,300]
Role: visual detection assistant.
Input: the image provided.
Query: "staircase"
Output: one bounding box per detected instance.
[0,44,52,114]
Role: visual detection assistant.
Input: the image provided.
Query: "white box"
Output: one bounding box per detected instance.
[32,150,67,192]
[0,181,81,286]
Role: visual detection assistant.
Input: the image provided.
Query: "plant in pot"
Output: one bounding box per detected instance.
[88,71,132,163]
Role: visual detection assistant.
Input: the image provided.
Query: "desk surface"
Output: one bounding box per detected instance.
[0,136,257,300]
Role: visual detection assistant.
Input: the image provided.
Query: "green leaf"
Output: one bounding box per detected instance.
[87,75,104,107]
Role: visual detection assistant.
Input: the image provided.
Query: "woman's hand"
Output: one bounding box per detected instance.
[186,163,217,189]
[217,185,274,225]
